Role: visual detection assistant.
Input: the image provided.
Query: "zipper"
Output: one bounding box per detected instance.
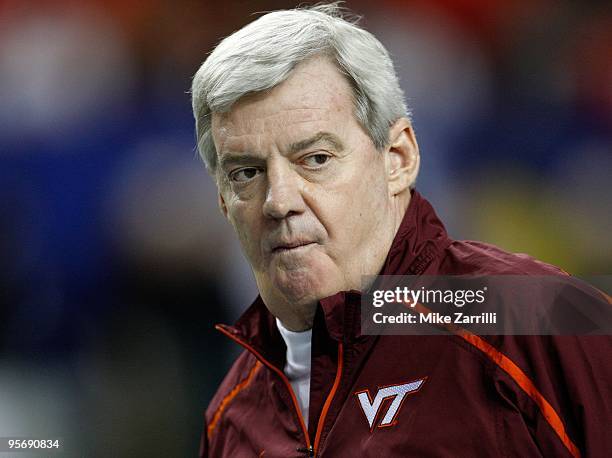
[216,325,344,456]
[296,445,314,456]
[313,342,343,454]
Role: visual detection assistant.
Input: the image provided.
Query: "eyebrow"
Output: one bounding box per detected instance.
[289,131,344,154]
[218,131,345,170]
[219,152,264,171]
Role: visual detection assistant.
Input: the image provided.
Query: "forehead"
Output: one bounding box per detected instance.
[212,56,355,149]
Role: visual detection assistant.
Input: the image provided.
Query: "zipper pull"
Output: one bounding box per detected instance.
[296,445,314,456]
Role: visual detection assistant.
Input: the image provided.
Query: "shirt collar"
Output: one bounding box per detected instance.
[276,318,312,378]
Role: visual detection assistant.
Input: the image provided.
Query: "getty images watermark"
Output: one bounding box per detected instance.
[361,275,612,335]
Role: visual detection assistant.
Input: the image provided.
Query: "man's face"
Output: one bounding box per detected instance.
[212,56,398,325]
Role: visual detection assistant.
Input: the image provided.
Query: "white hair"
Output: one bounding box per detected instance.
[191,3,409,174]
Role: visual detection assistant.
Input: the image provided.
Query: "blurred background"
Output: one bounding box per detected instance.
[0,0,610,456]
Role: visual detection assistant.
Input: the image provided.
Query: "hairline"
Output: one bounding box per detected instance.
[192,4,411,179]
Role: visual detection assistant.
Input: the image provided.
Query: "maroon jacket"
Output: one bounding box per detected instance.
[200,191,611,457]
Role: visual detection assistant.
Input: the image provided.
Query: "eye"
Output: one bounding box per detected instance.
[229,167,261,183]
[302,153,331,168]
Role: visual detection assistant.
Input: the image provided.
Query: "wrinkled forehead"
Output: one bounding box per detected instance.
[213,108,333,141]
[212,56,356,151]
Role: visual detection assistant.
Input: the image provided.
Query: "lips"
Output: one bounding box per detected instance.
[271,240,316,252]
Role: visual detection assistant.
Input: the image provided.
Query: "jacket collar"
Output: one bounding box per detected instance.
[216,190,452,360]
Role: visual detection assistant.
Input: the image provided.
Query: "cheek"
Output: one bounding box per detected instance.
[228,203,264,261]
[328,155,387,224]
[357,152,389,206]
[336,169,389,252]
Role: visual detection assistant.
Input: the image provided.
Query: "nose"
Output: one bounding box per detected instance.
[262,159,305,220]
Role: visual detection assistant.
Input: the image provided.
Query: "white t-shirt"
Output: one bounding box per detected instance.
[276,318,312,426]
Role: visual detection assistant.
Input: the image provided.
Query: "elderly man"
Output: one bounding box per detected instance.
[191,5,610,457]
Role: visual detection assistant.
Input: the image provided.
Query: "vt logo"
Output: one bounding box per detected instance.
[355,378,426,431]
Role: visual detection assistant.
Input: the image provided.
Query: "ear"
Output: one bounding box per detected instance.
[218,192,229,220]
[385,118,420,196]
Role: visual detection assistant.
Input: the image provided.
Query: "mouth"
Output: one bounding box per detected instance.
[272,241,317,253]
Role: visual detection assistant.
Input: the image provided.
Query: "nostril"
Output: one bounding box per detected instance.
[262,198,290,219]
[263,190,301,220]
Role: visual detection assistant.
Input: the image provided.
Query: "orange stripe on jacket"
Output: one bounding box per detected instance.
[409,301,581,457]
[457,331,581,458]
[207,360,262,440]
[595,288,612,305]
[313,343,344,453]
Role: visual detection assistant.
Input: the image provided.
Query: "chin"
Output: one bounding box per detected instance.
[272,263,340,305]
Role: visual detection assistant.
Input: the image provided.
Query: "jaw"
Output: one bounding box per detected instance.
[267,247,334,303]
[253,248,344,328]
[257,269,320,331]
